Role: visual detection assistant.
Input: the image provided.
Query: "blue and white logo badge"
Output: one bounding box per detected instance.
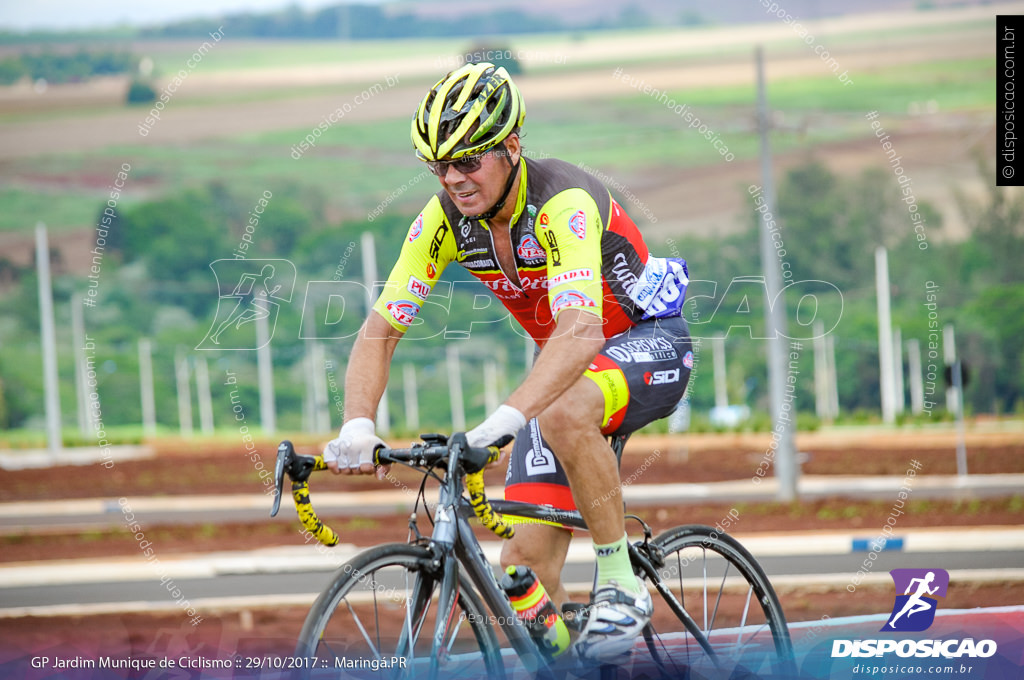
[883,568,949,632]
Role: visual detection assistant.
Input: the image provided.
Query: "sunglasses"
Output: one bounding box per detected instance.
[426,148,499,177]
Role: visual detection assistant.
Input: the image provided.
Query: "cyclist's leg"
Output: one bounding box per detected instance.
[503,418,576,608]
[548,317,692,659]
[539,315,693,543]
[500,523,573,608]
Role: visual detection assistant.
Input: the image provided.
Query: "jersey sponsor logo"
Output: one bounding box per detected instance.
[457,247,489,261]
[549,267,593,287]
[461,258,496,269]
[631,258,669,308]
[544,230,561,266]
[517,234,545,260]
[683,350,694,369]
[482,274,547,295]
[568,210,587,239]
[426,262,437,279]
[631,257,689,320]
[644,368,680,386]
[524,420,556,476]
[407,275,430,301]
[408,214,424,242]
[611,252,638,294]
[606,337,678,364]
[385,299,420,327]
[551,289,596,315]
[429,223,449,261]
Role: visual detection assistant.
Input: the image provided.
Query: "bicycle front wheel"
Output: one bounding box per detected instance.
[295,542,504,680]
[638,525,795,679]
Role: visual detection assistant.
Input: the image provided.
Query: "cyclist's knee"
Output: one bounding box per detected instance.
[537,385,603,444]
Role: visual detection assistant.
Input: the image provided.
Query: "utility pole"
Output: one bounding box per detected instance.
[754,46,798,501]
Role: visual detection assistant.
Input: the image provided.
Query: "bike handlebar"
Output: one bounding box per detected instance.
[270,434,514,547]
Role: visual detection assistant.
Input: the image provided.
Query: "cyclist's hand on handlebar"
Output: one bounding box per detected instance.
[466,405,526,449]
[466,405,525,469]
[324,418,386,477]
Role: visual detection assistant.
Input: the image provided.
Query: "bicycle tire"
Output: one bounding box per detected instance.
[295,542,504,680]
[637,525,796,679]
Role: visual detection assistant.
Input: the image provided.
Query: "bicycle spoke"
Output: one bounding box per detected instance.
[736,586,754,647]
[646,526,795,677]
[701,547,709,633]
[346,597,383,661]
[708,560,729,633]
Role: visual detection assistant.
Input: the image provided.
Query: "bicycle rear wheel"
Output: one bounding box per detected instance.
[637,525,795,679]
[295,542,504,680]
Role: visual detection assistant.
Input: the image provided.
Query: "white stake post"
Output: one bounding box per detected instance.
[175,349,193,437]
[907,339,925,415]
[362,232,389,434]
[712,335,728,410]
[447,345,466,432]
[255,290,276,435]
[36,223,62,457]
[71,293,91,436]
[875,247,896,424]
[893,327,905,416]
[813,320,829,420]
[403,363,419,432]
[139,338,157,435]
[195,357,214,434]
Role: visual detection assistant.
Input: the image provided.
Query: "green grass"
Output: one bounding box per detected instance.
[654,57,994,113]
[0,187,110,232]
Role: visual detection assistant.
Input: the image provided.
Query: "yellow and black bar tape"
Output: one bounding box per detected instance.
[292,479,339,547]
[465,470,515,539]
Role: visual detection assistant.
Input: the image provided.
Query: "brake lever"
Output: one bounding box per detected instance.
[270,440,292,517]
[271,440,321,516]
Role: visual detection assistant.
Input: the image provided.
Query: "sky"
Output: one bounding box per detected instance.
[0,0,379,31]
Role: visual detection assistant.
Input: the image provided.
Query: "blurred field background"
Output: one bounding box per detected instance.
[2,4,1024,673]
[0,0,1018,442]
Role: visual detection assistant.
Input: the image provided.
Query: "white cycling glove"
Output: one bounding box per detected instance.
[324,417,385,474]
[466,405,526,448]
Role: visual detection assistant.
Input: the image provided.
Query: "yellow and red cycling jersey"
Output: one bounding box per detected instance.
[372,157,686,345]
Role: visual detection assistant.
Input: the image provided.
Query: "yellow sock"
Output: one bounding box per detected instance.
[594,534,638,595]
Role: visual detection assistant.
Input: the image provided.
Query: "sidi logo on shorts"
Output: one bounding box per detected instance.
[883,568,948,632]
[644,369,680,386]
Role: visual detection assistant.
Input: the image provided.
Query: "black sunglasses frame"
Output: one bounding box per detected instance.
[427,147,506,177]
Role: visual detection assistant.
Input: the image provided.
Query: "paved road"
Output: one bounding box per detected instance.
[2,529,1022,616]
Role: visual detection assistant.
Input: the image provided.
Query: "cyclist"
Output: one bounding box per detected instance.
[324,62,692,661]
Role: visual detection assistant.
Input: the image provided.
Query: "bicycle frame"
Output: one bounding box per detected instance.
[273,436,723,674]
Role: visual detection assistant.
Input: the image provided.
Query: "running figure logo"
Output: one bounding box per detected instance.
[197,259,296,350]
[882,568,949,632]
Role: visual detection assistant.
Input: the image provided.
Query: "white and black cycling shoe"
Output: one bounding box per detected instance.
[574,581,653,662]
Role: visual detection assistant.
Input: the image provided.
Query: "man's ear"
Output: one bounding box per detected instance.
[505,134,521,164]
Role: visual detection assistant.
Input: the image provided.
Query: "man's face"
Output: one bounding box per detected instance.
[438,137,519,217]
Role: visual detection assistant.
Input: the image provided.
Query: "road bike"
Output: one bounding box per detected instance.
[271,433,795,679]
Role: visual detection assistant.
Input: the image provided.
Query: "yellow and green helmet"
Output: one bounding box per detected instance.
[411,62,526,162]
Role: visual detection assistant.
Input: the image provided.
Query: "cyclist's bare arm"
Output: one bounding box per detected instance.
[505,308,605,421]
[337,311,404,474]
